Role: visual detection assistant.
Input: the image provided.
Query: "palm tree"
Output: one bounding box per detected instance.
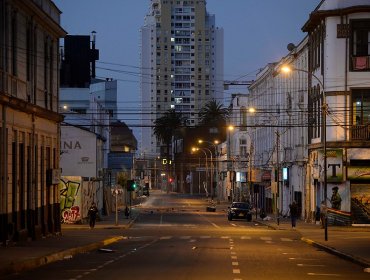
[153,109,186,152]
[153,109,186,192]
[199,99,230,129]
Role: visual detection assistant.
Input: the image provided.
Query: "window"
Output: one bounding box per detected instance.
[239,138,247,157]
[351,20,370,71]
[352,89,370,126]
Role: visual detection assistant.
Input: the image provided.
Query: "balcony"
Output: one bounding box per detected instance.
[351,124,370,140]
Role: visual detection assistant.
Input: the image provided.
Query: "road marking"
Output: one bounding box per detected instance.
[307,273,341,276]
[189,239,196,243]
[233,269,241,274]
[232,262,239,266]
[231,256,238,260]
[282,252,298,255]
[221,236,230,239]
[231,251,236,255]
[210,222,220,228]
[160,236,172,240]
[281,238,293,242]
[180,236,191,239]
[200,236,211,239]
[231,223,237,227]
[298,264,325,267]
[241,236,251,240]
[260,237,272,241]
[289,258,315,261]
[364,268,370,273]
[265,241,273,244]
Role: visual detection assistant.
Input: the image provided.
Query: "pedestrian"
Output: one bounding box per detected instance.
[124,206,130,219]
[289,201,298,228]
[320,200,327,229]
[88,202,98,229]
[330,186,342,210]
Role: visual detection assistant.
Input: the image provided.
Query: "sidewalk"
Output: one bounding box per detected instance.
[255,217,370,268]
[0,207,139,276]
[0,198,369,277]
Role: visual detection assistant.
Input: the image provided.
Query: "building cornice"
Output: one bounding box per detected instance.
[302,6,370,32]
[0,94,64,122]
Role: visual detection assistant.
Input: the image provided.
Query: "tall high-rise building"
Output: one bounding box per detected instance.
[140,0,224,156]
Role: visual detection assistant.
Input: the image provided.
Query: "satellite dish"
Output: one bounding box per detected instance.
[287,43,296,52]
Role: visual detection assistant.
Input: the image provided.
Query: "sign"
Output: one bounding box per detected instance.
[347,166,370,180]
[319,149,343,183]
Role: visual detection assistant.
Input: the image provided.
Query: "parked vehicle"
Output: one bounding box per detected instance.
[227,202,252,221]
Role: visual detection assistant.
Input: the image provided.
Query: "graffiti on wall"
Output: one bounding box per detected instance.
[59,177,82,224]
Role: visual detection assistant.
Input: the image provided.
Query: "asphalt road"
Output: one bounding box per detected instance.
[5,192,369,280]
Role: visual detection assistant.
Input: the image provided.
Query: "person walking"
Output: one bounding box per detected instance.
[88,202,98,229]
[289,201,298,228]
[320,200,327,229]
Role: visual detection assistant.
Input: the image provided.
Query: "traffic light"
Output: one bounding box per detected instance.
[127,180,137,191]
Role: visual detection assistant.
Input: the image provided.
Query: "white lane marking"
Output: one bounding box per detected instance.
[289,257,316,261]
[298,264,326,267]
[180,236,191,239]
[260,237,272,241]
[189,239,196,243]
[233,269,241,274]
[210,222,220,229]
[230,247,234,250]
[232,262,239,266]
[307,273,341,276]
[231,256,238,260]
[281,238,293,242]
[282,252,298,255]
[231,251,236,255]
[160,236,172,240]
[364,268,370,273]
[221,236,230,239]
[241,236,251,240]
[231,223,237,227]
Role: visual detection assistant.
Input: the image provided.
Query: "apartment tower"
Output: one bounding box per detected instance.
[140,0,224,156]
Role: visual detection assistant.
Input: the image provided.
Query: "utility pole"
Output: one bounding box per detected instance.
[276,131,280,225]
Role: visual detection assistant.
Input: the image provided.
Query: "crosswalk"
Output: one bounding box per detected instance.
[129,236,296,242]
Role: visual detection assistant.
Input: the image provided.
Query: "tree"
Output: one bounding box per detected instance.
[153,109,186,192]
[153,109,186,157]
[199,99,230,130]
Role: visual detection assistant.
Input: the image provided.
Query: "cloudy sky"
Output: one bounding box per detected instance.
[53,0,321,135]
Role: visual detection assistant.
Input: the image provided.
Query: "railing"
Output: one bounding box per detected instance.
[351,124,370,140]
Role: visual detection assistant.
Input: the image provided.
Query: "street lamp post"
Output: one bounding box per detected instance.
[198,140,219,201]
[227,125,234,201]
[280,65,328,241]
[192,147,209,197]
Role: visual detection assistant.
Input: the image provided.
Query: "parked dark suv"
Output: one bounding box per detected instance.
[227,202,252,222]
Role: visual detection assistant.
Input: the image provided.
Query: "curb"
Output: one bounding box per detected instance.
[0,236,126,276]
[301,237,370,268]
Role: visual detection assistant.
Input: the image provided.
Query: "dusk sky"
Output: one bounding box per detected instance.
[53,0,321,136]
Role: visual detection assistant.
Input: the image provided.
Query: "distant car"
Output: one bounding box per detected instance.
[227,202,252,221]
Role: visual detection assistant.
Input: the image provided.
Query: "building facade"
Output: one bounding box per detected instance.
[0,0,66,243]
[140,0,224,157]
[247,0,370,225]
[301,0,370,224]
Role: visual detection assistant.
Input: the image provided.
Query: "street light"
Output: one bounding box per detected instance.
[227,125,234,201]
[198,139,219,201]
[280,65,328,241]
[192,147,209,197]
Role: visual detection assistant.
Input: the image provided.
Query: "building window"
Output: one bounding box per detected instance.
[351,89,370,140]
[351,20,370,71]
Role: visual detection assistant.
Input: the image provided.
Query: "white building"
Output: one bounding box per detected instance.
[247,0,370,225]
[300,0,370,224]
[140,0,224,157]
